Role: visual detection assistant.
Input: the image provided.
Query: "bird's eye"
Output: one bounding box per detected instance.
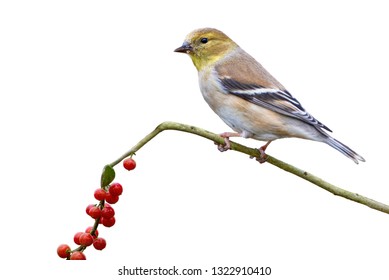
[200,37,208,44]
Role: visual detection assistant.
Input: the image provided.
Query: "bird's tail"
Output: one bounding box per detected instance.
[325,136,365,164]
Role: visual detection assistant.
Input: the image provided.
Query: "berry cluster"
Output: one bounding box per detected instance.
[57,158,136,260]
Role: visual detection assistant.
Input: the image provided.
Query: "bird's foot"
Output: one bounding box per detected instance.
[253,141,272,164]
[216,132,240,152]
[217,138,231,152]
[255,147,268,164]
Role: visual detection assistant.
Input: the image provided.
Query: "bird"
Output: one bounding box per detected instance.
[174,28,365,164]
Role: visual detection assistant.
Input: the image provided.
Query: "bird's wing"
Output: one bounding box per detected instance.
[220,77,332,132]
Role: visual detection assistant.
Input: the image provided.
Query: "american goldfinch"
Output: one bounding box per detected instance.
[174,28,365,164]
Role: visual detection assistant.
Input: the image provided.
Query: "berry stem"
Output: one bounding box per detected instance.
[89,200,105,236]
[90,216,101,237]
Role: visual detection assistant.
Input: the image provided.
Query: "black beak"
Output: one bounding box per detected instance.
[174,42,193,53]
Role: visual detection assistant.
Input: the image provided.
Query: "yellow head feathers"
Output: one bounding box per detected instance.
[174,28,238,71]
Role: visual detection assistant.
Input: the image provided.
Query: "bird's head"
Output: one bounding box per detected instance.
[174,28,238,71]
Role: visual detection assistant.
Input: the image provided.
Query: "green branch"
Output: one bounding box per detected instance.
[110,121,389,215]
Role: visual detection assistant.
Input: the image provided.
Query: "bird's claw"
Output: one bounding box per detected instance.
[255,147,268,164]
[217,144,229,152]
[251,141,272,164]
[215,137,231,152]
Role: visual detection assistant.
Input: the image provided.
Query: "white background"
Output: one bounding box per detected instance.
[1,0,388,279]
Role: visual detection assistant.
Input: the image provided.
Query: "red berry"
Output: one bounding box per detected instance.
[123,158,136,171]
[57,244,71,258]
[73,232,84,245]
[93,238,107,250]
[79,233,94,246]
[109,183,123,196]
[88,206,102,219]
[101,206,115,219]
[94,189,107,201]
[86,204,95,215]
[105,192,119,204]
[70,251,86,260]
[85,226,99,238]
[101,216,116,227]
